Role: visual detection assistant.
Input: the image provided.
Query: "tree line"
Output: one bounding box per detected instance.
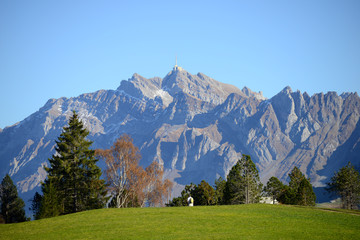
[167,155,360,210]
[1,111,360,223]
[166,154,316,207]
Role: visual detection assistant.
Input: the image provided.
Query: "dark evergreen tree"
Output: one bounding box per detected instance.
[327,162,360,209]
[0,174,27,223]
[42,111,107,216]
[263,176,284,204]
[298,178,316,206]
[223,160,244,204]
[191,180,216,206]
[288,167,304,191]
[30,192,42,220]
[166,195,185,207]
[214,176,226,205]
[40,179,62,218]
[278,185,297,205]
[224,154,262,204]
[279,167,316,206]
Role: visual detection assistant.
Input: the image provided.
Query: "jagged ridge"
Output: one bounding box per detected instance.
[0,67,359,208]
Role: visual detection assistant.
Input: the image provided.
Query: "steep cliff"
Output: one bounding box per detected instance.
[0,67,359,206]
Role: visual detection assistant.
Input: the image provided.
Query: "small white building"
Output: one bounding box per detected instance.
[260,197,279,204]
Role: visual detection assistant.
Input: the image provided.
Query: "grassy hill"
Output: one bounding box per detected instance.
[1,204,359,239]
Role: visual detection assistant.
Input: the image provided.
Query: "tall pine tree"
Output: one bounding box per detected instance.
[30,192,43,220]
[42,111,107,216]
[224,154,262,204]
[0,174,27,223]
[327,162,360,209]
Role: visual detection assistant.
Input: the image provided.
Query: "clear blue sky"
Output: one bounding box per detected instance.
[1,0,359,128]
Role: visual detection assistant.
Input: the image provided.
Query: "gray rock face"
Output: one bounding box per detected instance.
[0,67,359,206]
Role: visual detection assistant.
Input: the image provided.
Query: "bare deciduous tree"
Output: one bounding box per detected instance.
[144,162,173,207]
[96,134,173,208]
[96,134,141,208]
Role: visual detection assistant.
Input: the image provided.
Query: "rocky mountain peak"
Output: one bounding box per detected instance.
[117,73,172,107]
[280,86,293,95]
[241,86,266,100]
[341,92,359,100]
[161,66,248,105]
[117,66,263,109]
[1,67,359,209]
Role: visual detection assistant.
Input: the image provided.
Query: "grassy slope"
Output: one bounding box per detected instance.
[1,204,359,240]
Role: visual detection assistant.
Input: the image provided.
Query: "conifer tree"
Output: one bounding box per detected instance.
[30,192,43,220]
[39,180,62,218]
[224,154,262,204]
[327,162,360,209]
[288,167,304,191]
[279,167,316,206]
[0,174,27,223]
[191,180,216,205]
[42,111,107,216]
[263,176,283,204]
[298,177,316,206]
[214,176,226,205]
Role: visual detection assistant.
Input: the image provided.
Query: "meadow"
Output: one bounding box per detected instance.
[1,204,359,240]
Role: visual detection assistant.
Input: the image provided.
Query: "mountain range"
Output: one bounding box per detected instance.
[1,65,359,206]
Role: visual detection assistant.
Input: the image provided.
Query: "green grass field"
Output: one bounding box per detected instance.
[1,204,359,240]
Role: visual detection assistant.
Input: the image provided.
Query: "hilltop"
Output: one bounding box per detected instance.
[1,204,359,239]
